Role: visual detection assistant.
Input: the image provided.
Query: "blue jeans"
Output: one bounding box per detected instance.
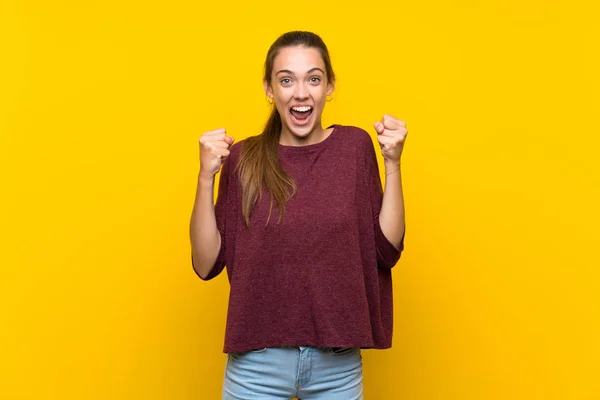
[222,346,363,399]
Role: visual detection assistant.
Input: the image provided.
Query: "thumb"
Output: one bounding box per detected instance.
[374,121,385,134]
[225,136,235,146]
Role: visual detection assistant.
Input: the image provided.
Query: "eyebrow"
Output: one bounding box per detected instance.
[275,67,325,76]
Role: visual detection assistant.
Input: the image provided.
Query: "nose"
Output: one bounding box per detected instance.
[294,82,309,100]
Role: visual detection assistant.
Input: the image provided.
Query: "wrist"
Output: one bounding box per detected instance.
[384,159,400,169]
[384,159,401,176]
[198,172,215,185]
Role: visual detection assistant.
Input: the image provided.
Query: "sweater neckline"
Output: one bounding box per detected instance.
[278,124,339,154]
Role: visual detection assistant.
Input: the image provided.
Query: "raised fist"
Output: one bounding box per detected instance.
[198,128,235,180]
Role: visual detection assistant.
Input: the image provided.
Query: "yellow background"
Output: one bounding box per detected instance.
[1,0,599,398]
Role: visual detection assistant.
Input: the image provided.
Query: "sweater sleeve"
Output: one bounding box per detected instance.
[192,154,230,281]
[364,130,404,269]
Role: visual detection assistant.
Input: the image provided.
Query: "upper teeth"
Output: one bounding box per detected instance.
[292,106,312,112]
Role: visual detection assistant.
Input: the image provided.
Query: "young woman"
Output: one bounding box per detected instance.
[190,30,407,400]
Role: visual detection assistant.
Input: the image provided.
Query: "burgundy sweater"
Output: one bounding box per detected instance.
[194,124,405,353]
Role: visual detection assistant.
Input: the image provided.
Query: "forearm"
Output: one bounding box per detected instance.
[379,160,406,250]
[189,174,221,279]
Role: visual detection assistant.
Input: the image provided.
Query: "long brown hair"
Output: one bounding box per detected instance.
[236,31,336,226]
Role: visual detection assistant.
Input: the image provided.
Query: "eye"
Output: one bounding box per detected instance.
[280,78,292,85]
[310,76,321,83]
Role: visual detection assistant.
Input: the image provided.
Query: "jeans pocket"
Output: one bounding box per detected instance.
[228,347,268,360]
[329,347,356,355]
[248,347,268,353]
[235,347,268,355]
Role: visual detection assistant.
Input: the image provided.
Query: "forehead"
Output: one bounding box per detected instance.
[273,46,325,74]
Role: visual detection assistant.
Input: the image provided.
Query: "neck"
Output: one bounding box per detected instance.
[279,124,325,147]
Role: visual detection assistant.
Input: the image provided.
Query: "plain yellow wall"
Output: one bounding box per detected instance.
[1,0,599,399]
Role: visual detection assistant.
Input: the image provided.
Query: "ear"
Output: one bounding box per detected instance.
[263,79,274,99]
[326,81,335,96]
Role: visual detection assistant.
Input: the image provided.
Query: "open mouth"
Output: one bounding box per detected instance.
[290,106,313,125]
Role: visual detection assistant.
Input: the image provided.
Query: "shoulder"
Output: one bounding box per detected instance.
[224,134,263,171]
[335,124,370,140]
[226,139,246,165]
[333,124,376,152]
[230,139,243,157]
[218,140,244,178]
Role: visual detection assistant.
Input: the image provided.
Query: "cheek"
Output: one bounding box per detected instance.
[315,93,327,107]
[315,88,328,101]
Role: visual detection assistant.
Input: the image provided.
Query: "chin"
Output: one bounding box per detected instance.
[290,123,315,135]
[286,123,318,140]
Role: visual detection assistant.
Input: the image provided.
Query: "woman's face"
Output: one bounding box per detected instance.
[265,45,334,145]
